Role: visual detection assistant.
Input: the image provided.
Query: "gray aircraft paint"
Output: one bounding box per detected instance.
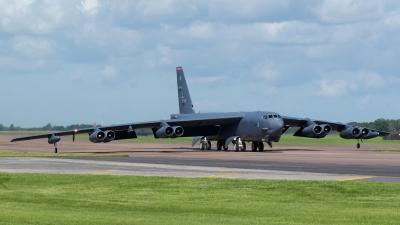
[176,67,195,114]
[10,66,391,152]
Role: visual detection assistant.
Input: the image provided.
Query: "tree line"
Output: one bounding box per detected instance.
[348,118,400,133]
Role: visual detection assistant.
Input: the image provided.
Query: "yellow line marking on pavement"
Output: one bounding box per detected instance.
[206,173,238,178]
[89,170,117,175]
[336,176,375,182]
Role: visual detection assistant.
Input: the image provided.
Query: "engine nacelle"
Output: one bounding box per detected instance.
[89,130,106,143]
[321,124,332,136]
[340,127,361,139]
[155,126,174,138]
[361,128,379,139]
[170,126,184,138]
[48,134,60,144]
[302,125,323,137]
[103,130,116,142]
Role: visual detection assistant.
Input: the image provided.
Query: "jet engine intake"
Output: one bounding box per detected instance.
[155,126,174,138]
[103,130,116,142]
[321,124,332,135]
[340,127,361,139]
[89,130,106,143]
[301,125,323,137]
[170,126,184,138]
[362,131,379,139]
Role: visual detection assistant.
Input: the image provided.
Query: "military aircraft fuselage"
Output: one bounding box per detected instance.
[170,111,284,142]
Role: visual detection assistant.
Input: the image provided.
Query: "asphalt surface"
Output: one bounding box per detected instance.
[1,134,400,182]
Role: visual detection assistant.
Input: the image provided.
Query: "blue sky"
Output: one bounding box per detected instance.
[1,0,400,127]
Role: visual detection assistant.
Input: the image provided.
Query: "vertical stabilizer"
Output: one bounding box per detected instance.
[176,67,195,114]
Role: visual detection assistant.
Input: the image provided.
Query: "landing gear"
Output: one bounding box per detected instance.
[199,138,211,150]
[54,143,58,154]
[241,142,246,151]
[233,138,245,152]
[258,142,264,152]
[217,141,222,151]
[251,142,257,152]
[357,139,361,149]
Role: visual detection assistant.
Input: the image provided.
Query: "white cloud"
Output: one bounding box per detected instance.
[100,65,117,78]
[12,36,54,59]
[317,79,358,97]
[357,71,386,89]
[77,0,100,15]
[312,0,393,24]
[253,61,280,81]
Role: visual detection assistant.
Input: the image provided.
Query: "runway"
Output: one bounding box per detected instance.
[1,134,400,182]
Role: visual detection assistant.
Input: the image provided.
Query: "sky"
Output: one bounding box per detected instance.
[1,0,400,127]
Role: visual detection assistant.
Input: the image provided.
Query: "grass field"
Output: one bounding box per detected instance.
[0,173,399,225]
[0,150,128,157]
[370,148,400,152]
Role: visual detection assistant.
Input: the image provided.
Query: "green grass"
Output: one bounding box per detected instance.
[370,148,400,152]
[0,150,128,157]
[0,173,399,225]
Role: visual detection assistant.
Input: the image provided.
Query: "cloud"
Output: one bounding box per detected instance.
[317,79,358,97]
[253,61,280,81]
[100,65,117,78]
[357,71,386,89]
[77,0,100,15]
[12,36,54,59]
[312,0,394,24]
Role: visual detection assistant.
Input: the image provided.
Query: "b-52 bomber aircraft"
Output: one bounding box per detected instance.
[11,67,390,153]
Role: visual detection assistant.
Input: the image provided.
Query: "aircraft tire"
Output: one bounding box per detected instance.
[233,142,239,152]
[357,143,360,149]
[200,142,205,150]
[224,146,228,151]
[241,142,246,151]
[217,141,222,151]
[207,141,212,150]
[251,142,257,152]
[258,142,264,152]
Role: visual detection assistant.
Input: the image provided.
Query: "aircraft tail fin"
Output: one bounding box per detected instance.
[176,67,195,114]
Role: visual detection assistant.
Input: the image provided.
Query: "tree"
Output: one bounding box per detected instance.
[0,124,4,131]
[41,123,52,131]
[9,124,15,131]
[373,119,389,132]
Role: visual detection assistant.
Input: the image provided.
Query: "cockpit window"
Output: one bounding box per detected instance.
[268,114,273,119]
[273,115,278,118]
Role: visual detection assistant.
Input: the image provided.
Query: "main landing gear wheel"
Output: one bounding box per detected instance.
[241,142,246,151]
[217,141,222,151]
[258,142,264,152]
[54,143,58,154]
[199,142,205,150]
[357,139,361,149]
[251,142,257,152]
[233,141,240,152]
[207,141,212,150]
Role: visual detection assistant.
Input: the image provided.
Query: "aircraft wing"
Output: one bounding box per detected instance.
[282,116,390,136]
[10,115,244,142]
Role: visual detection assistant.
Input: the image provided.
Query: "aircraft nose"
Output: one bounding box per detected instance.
[270,119,284,133]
